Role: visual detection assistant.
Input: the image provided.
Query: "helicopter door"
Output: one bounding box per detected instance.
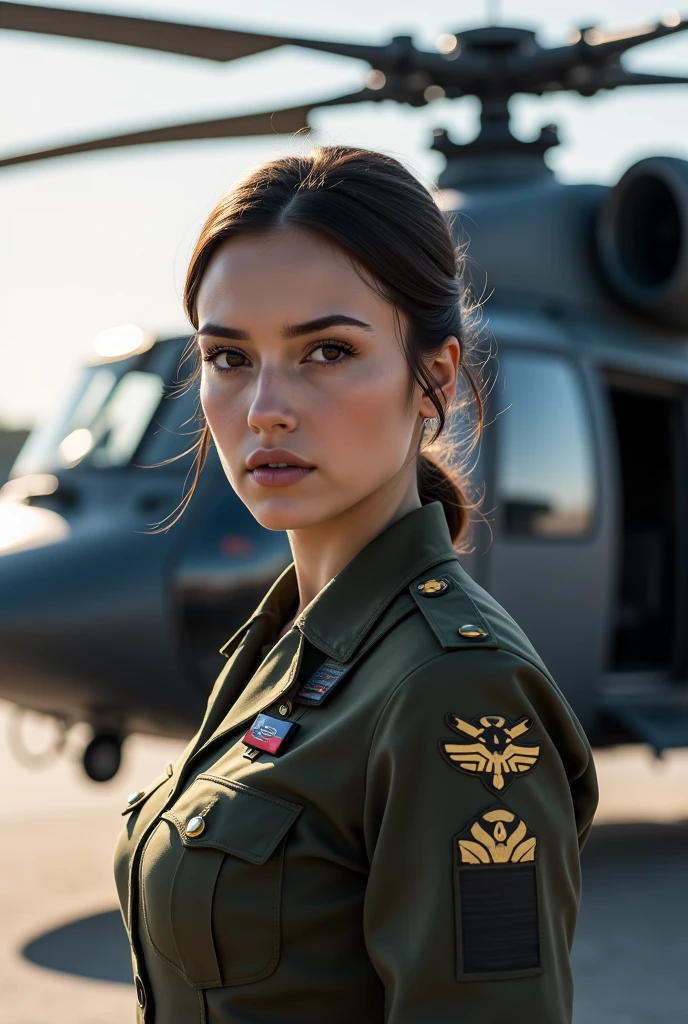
[605,373,684,674]
[485,350,602,730]
[594,370,688,754]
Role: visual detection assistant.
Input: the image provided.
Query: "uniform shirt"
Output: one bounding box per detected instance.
[114,500,598,1024]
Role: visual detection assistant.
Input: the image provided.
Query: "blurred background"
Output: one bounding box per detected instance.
[2,1,688,1021]
[4,0,688,435]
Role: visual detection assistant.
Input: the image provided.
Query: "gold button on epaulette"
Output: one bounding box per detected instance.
[166,763,174,777]
[417,578,448,595]
[127,790,145,806]
[458,624,489,639]
[185,815,206,838]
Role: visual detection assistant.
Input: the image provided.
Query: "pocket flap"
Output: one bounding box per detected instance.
[161,775,302,865]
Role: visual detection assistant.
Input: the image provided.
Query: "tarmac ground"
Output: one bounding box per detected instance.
[0,701,686,1024]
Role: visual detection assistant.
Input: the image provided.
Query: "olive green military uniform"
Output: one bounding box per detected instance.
[114,501,598,1023]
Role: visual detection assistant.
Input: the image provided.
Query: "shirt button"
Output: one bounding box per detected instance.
[278,702,292,717]
[186,815,206,837]
[458,624,489,639]
[135,975,146,1009]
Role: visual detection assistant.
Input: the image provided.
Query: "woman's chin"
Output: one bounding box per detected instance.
[246,496,337,533]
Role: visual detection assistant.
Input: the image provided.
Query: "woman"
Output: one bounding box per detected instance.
[114,145,598,1024]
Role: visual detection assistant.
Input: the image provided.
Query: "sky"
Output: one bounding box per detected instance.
[2,0,688,429]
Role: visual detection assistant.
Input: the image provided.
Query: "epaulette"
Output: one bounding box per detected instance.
[409,571,498,651]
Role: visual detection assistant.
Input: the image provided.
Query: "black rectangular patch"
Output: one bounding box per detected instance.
[458,865,540,975]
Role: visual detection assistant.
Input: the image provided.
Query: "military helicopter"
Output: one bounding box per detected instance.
[2,2,688,780]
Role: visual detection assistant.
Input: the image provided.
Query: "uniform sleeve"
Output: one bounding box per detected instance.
[362,645,598,1024]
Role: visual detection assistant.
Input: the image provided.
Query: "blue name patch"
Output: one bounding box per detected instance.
[295,658,352,706]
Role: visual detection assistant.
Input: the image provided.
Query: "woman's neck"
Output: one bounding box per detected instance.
[281,476,422,635]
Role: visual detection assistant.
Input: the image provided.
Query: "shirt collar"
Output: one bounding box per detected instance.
[221,502,457,663]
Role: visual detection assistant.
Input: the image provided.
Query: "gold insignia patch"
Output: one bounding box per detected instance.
[457,807,537,864]
[440,713,541,794]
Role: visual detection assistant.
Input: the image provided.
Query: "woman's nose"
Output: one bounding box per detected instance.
[247,368,299,434]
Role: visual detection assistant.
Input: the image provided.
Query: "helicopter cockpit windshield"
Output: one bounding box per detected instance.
[11,337,196,478]
[13,365,163,475]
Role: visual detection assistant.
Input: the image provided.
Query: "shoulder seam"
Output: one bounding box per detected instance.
[495,641,588,747]
[377,642,554,724]
[364,642,572,791]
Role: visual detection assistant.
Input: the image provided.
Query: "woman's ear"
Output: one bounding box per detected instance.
[418,335,461,418]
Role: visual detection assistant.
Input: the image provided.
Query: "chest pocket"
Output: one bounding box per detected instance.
[140,774,302,990]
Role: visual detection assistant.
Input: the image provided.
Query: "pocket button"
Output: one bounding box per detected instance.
[185,815,206,837]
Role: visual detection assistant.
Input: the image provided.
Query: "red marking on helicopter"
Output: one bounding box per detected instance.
[220,535,254,557]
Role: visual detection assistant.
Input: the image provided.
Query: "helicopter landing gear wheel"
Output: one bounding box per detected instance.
[82,732,122,782]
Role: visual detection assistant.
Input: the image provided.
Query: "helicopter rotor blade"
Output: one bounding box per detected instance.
[600,69,688,89]
[0,89,382,170]
[579,13,688,58]
[0,2,388,63]
[3,3,686,161]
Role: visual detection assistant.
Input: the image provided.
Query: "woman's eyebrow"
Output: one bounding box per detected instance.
[197,314,374,341]
[282,314,374,338]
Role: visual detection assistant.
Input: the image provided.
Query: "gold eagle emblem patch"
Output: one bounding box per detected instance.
[440,713,541,794]
[457,807,537,864]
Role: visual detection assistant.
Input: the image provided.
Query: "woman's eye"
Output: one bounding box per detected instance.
[203,341,352,371]
[205,349,248,371]
[308,343,349,364]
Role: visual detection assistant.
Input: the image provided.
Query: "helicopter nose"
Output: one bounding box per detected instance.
[0,519,204,736]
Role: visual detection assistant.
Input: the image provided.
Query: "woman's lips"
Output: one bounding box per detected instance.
[249,466,315,488]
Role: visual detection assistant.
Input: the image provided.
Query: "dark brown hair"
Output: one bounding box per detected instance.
[165,144,486,546]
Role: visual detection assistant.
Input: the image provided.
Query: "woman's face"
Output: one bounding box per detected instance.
[196,225,453,532]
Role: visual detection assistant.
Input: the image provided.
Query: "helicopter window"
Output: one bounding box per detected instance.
[12,338,198,477]
[496,354,596,538]
[11,366,118,475]
[24,368,165,470]
[85,370,165,467]
[71,368,118,425]
[136,381,201,469]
